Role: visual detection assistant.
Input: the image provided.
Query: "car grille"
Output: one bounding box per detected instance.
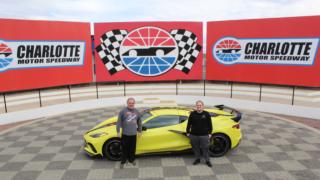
[88,143,97,153]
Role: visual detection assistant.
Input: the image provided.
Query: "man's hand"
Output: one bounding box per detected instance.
[208,134,212,138]
[187,133,190,137]
[117,133,121,138]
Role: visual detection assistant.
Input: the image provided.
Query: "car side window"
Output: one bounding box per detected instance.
[143,115,180,129]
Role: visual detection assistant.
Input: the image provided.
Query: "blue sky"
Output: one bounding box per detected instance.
[0,0,319,22]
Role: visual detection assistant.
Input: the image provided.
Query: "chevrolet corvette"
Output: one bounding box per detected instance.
[83,105,242,161]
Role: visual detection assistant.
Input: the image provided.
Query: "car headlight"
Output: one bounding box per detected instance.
[90,132,108,138]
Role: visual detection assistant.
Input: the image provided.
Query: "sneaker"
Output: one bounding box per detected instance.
[120,163,125,169]
[193,159,201,165]
[206,161,212,167]
[131,161,136,166]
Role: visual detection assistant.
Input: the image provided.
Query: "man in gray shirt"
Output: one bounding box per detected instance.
[116,97,141,169]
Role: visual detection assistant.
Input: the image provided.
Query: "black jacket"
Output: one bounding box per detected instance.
[186,110,212,136]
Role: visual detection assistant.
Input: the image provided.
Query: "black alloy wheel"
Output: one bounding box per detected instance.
[209,133,230,157]
[103,138,122,161]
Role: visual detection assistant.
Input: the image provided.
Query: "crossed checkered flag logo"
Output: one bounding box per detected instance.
[95,29,128,75]
[96,28,201,76]
[170,29,202,74]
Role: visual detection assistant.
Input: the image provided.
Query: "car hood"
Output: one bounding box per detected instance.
[85,116,117,134]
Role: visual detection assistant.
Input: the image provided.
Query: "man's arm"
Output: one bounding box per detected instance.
[207,112,213,134]
[186,112,193,134]
[137,110,142,133]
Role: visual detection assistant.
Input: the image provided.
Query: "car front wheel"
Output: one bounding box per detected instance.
[209,133,230,157]
[103,138,122,161]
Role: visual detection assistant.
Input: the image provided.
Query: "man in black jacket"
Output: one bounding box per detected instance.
[186,100,213,167]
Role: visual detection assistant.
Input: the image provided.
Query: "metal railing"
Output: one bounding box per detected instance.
[1,80,319,114]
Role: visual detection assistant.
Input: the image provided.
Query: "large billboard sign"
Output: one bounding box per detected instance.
[206,16,320,87]
[94,22,203,82]
[0,19,92,92]
[0,41,85,72]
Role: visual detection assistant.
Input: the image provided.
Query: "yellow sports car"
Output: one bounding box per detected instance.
[83,105,242,161]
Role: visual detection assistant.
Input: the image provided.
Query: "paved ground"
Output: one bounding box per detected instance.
[0,107,320,180]
[266,113,320,130]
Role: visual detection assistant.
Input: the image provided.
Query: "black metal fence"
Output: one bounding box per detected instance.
[1,80,310,114]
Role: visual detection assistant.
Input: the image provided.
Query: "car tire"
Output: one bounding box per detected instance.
[209,133,231,157]
[103,138,122,161]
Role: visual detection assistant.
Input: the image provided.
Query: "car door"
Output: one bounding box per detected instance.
[136,115,187,154]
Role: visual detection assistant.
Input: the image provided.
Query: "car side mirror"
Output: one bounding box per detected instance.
[142,126,147,131]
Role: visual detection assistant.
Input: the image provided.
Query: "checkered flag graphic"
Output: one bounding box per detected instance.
[170,29,202,74]
[96,29,128,75]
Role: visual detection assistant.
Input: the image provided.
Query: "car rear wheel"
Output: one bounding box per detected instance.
[103,138,122,161]
[209,133,230,157]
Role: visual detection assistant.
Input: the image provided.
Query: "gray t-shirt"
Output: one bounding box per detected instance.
[116,107,141,136]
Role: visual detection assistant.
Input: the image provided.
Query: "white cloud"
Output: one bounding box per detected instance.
[0,0,318,47]
[135,0,319,21]
[0,0,318,22]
